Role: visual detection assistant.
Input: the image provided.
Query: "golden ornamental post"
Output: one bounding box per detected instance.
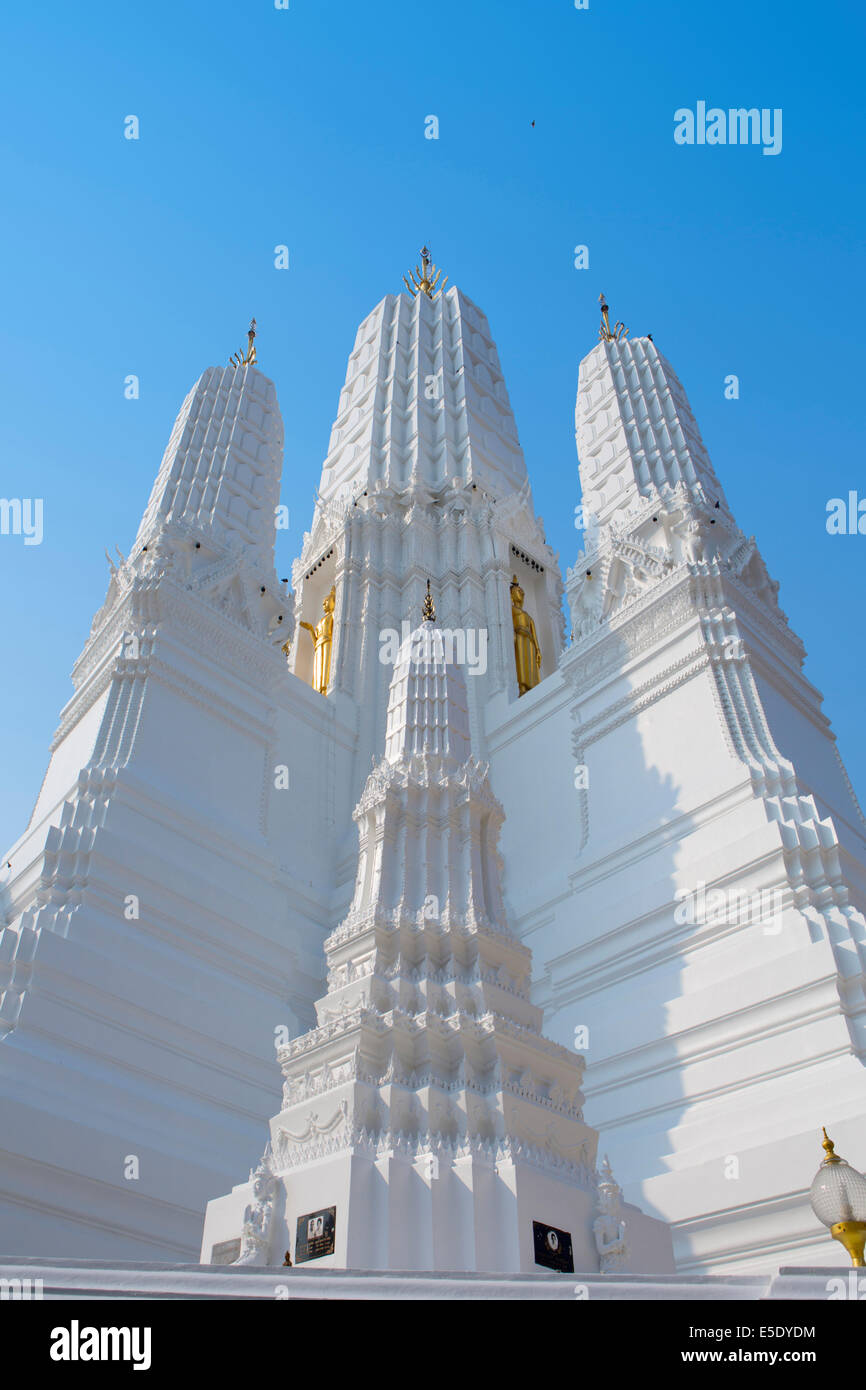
[230,318,258,368]
[403,246,448,301]
[598,292,628,343]
[421,578,436,623]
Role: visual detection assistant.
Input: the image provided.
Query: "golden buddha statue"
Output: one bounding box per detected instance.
[510,575,542,696]
[299,585,336,695]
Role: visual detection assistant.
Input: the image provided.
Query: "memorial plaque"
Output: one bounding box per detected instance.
[210,1237,242,1266]
[532,1220,574,1273]
[295,1206,337,1263]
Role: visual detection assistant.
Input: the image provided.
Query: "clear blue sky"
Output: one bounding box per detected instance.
[1,0,864,852]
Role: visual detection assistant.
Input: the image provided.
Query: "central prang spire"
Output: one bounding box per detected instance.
[203,532,602,1272]
[291,264,564,784]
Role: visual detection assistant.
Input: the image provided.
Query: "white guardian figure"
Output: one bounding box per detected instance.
[593,1155,629,1273]
[233,1151,276,1266]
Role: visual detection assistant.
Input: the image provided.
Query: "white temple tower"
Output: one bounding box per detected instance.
[485,312,866,1272]
[201,604,672,1272]
[0,353,346,1258]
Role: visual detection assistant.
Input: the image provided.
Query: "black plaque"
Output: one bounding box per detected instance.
[532,1220,574,1272]
[295,1206,337,1263]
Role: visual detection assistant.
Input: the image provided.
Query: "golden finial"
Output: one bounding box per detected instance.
[821,1127,843,1164]
[230,318,258,368]
[598,292,628,343]
[421,578,436,622]
[403,246,448,301]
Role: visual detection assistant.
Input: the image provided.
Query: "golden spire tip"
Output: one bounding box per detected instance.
[421,578,436,622]
[403,246,447,301]
[821,1127,842,1163]
[598,291,628,343]
[230,317,258,369]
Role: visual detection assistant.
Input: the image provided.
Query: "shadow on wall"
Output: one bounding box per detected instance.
[492,612,697,1211]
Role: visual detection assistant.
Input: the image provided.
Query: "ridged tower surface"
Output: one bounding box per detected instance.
[134,364,284,562]
[273,616,593,1169]
[287,282,565,797]
[317,287,529,504]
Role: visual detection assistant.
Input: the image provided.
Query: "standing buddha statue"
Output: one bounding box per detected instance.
[510,575,542,696]
[299,585,336,696]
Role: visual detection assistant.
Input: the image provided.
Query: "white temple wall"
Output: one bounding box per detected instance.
[1,1089,233,1260]
[26,691,111,833]
[128,681,268,834]
[575,668,745,857]
[484,676,577,926]
[479,544,866,1275]
[268,681,355,891]
[752,669,866,843]
[640,1093,866,1273]
[432,1158,477,1270]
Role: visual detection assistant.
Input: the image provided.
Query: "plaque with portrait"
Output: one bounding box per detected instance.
[295,1206,337,1263]
[532,1220,574,1272]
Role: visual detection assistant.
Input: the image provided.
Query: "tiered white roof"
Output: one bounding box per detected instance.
[575,335,731,535]
[383,621,471,765]
[133,363,284,562]
[568,333,789,644]
[318,287,530,505]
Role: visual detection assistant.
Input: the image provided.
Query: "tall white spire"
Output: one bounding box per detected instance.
[0,349,327,1263]
[575,334,731,536]
[568,330,783,641]
[201,605,671,1272]
[134,362,284,564]
[528,314,866,1275]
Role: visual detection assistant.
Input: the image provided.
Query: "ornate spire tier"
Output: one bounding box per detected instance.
[287,282,566,801]
[317,285,527,505]
[133,357,283,569]
[202,611,672,1272]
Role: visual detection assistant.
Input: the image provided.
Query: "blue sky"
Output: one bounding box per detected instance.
[1,0,864,852]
